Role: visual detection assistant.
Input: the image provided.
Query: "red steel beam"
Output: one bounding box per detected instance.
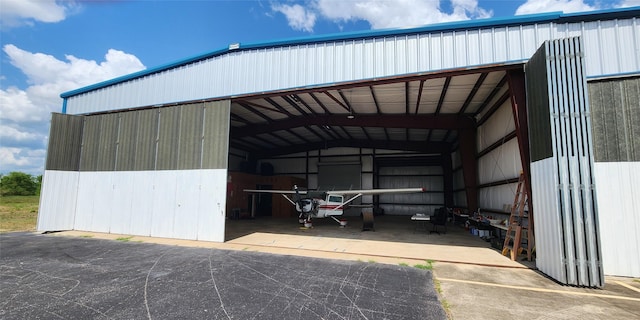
[507,68,532,199]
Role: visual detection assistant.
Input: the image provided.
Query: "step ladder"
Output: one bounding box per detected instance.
[502,173,535,261]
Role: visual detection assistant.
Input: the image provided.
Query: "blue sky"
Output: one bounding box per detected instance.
[1,0,637,175]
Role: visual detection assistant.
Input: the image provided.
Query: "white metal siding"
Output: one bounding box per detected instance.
[527,37,604,287]
[478,183,519,213]
[41,170,227,242]
[65,18,639,115]
[37,171,79,231]
[530,159,565,283]
[594,162,640,277]
[477,139,521,186]
[477,102,516,151]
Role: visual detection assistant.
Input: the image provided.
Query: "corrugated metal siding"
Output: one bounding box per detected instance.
[45,113,84,171]
[156,106,181,170]
[478,183,519,213]
[477,136,521,186]
[79,116,101,171]
[477,101,515,151]
[128,171,155,235]
[526,37,604,287]
[594,162,640,277]
[76,171,112,232]
[70,170,227,242]
[74,102,229,171]
[589,76,640,162]
[64,17,639,114]
[40,101,231,241]
[196,169,228,242]
[530,159,565,282]
[110,171,135,234]
[79,113,118,171]
[135,109,159,170]
[115,111,137,171]
[476,98,522,212]
[527,48,554,163]
[37,170,79,231]
[98,113,119,170]
[177,104,205,170]
[378,166,443,215]
[202,101,231,169]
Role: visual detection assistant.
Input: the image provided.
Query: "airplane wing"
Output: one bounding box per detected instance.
[243,189,308,195]
[325,188,425,195]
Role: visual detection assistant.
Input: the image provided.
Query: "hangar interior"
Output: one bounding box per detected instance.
[224,64,525,222]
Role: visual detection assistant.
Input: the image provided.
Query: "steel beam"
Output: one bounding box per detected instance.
[458,127,478,212]
[507,68,532,198]
[231,114,475,138]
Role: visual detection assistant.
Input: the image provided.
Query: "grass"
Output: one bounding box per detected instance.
[404,260,451,318]
[115,236,133,242]
[413,259,434,270]
[0,195,39,232]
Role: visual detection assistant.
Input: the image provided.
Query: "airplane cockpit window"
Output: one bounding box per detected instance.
[328,195,343,203]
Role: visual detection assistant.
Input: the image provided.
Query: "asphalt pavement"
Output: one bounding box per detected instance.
[0,232,447,319]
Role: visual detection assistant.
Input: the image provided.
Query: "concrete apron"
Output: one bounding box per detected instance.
[55,216,526,269]
[225,232,525,268]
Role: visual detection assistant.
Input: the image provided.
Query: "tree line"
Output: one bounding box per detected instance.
[0,172,43,196]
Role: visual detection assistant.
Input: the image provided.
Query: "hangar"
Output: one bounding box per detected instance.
[38,8,639,287]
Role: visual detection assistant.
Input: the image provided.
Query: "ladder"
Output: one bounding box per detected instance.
[502,173,535,261]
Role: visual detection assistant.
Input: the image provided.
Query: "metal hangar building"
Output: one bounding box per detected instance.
[38,8,640,287]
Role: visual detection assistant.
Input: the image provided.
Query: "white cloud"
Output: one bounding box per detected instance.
[272,0,493,32]
[0,147,33,167]
[617,0,640,7]
[0,0,77,28]
[0,45,145,174]
[272,3,317,32]
[515,0,598,15]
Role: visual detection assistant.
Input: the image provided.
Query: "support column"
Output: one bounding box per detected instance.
[441,152,454,208]
[507,68,532,198]
[458,127,478,212]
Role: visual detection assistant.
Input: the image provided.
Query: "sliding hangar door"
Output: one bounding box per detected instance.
[40,10,640,286]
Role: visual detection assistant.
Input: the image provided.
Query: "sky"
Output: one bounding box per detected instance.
[1,0,638,175]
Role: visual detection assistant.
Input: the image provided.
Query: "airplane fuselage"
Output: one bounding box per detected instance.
[296,194,345,219]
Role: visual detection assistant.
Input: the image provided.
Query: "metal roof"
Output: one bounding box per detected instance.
[228,63,519,157]
[60,7,640,99]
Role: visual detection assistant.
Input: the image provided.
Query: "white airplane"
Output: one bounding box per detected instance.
[243,185,426,225]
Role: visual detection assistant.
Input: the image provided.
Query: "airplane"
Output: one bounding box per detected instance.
[243,185,426,226]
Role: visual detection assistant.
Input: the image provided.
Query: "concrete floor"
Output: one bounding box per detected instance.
[224,215,531,268]
[55,215,640,319]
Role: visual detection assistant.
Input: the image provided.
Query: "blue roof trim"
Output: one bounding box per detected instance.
[60,7,640,98]
[586,71,640,81]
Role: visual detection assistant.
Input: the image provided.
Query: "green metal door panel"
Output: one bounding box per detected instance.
[46,113,84,171]
[115,111,138,171]
[156,106,181,170]
[178,104,205,170]
[95,113,119,171]
[134,109,159,171]
[202,100,231,169]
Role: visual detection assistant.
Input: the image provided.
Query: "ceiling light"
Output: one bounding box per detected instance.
[347,114,355,119]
